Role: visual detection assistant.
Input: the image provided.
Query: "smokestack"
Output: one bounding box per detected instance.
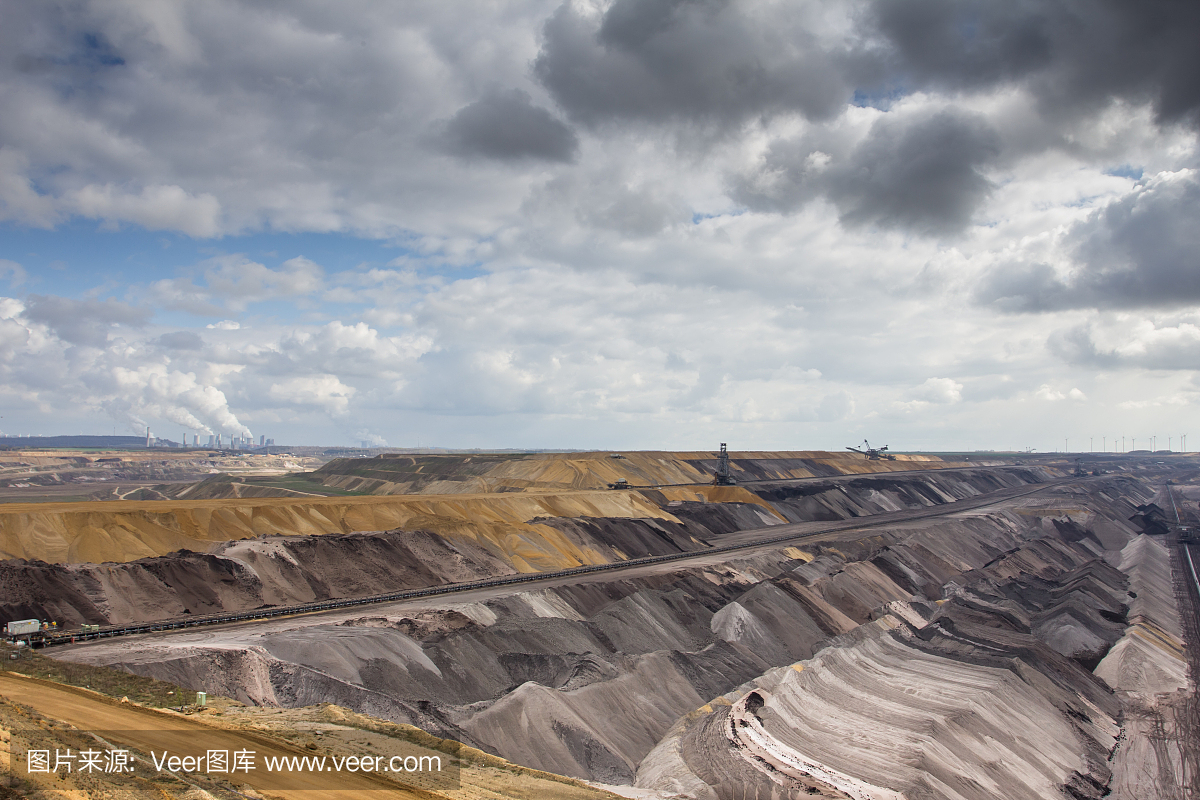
[146,427,151,447]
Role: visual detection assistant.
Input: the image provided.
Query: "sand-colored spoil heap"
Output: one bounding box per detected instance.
[53,475,1155,793]
[0,450,966,566]
[1,465,1057,627]
[310,449,964,495]
[0,488,681,565]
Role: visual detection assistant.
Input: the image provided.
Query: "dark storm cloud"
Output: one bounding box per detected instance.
[977,170,1200,311]
[439,89,579,163]
[734,110,1001,234]
[868,0,1200,126]
[869,0,1054,89]
[827,111,1000,233]
[533,0,1200,131]
[23,295,151,347]
[533,0,852,127]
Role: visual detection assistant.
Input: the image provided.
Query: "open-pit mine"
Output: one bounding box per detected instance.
[1,448,1197,800]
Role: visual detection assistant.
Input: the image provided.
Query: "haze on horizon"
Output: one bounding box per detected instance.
[0,0,1196,452]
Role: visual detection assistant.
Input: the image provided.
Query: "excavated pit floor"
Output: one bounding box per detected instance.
[3,459,1195,799]
[38,470,1195,799]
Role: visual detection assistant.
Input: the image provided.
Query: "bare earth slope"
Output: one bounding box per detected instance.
[636,479,1193,800]
[0,669,625,800]
[308,450,966,495]
[6,455,1195,800]
[52,475,1176,798]
[0,488,683,564]
[0,466,1053,627]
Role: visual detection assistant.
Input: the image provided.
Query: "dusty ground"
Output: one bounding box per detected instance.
[0,450,327,505]
[0,466,1059,627]
[5,455,1198,800]
[635,479,1195,800]
[307,450,972,496]
[0,668,628,800]
[49,474,1187,799]
[0,448,970,506]
[0,487,682,565]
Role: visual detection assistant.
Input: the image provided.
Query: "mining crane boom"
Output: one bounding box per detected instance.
[847,439,896,461]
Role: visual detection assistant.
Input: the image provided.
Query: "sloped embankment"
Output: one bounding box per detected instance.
[308,450,968,495]
[1094,534,1191,799]
[640,612,1121,800]
[723,466,1054,524]
[0,510,708,625]
[2,467,1051,626]
[0,529,514,624]
[0,451,979,563]
[637,487,1185,799]
[55,476,1158,793]
[0,489,685,564]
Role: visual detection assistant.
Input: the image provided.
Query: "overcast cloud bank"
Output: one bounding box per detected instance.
[0,0,1196,449]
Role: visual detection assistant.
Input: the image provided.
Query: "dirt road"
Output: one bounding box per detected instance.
[0,672,441,798]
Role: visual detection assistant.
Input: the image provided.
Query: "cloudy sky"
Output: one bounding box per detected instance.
[0,0,1197,452]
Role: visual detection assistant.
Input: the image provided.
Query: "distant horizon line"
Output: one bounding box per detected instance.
[0,435,1190,456]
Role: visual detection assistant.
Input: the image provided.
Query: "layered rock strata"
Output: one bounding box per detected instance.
[54,475,1163,797]
[309,450,966,495]
[1094,534,1190,799]
[637,496,1190,799]
[0,516,702,625]
[1,468,1056,625]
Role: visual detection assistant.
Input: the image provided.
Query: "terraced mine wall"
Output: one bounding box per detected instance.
[308,450,969,495]
[0,517,705,626]
[2,467,1055,627]
[0,490,682,564]
[53,473,1195,798]
[635,478,1193,800]
[698,466,1053,525]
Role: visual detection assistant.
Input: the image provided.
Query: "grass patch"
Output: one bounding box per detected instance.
[0,642,193,707]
